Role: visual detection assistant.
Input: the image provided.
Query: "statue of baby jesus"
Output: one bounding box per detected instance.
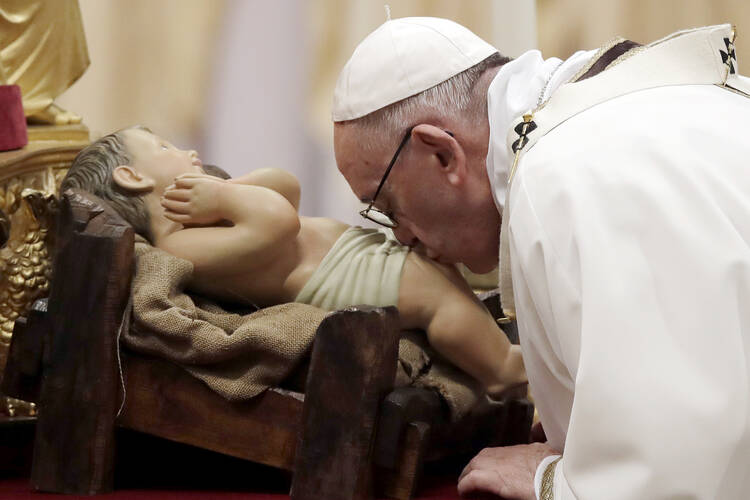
[61,126,526,398]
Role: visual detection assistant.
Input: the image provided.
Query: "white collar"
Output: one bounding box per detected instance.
[485,49,595,212]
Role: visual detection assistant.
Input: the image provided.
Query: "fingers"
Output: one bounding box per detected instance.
[459,448,495,482]
[173,176,199,189]
[160,198,190,214]
[174,172,225,183]
[163,188,191,201]
[456,469,505,497]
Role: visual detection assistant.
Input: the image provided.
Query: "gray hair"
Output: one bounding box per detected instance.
[344,52,511,153]
[60,125,154,242]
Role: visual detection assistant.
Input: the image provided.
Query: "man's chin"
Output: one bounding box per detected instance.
[464,254,499,274]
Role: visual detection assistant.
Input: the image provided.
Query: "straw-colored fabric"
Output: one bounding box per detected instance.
[123,237,328,401]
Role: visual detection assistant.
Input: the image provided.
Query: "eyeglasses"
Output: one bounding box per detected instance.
[359,127,453,229]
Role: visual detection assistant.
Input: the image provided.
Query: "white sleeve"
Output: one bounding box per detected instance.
[507,152,750,499]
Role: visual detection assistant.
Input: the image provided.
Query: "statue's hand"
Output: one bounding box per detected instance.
[161,174,226,226]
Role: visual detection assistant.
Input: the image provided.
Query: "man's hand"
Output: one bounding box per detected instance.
[161,174,227,226]
[458,442,558,500]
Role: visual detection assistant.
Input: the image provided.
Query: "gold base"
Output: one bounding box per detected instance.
[26,123,89,143]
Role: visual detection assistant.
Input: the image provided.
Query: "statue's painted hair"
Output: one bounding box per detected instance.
[60,125,154,242]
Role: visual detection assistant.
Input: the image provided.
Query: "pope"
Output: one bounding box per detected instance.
[333,16,750,500]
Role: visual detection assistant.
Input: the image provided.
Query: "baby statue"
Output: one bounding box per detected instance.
[61,126,526,398]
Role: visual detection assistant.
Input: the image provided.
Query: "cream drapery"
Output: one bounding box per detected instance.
[538,0,749,59]
[56,0,225,145]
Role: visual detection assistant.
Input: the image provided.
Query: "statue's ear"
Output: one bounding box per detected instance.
[112,165,155,193]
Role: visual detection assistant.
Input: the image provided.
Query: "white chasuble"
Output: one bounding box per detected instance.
[487,25,750,499]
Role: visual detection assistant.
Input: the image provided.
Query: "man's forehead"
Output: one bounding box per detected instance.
[345,161,387,201]
[335,141,380,189]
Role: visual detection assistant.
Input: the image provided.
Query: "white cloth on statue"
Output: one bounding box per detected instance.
[488,25,750,499]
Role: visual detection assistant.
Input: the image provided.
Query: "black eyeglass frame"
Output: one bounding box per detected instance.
[359,127,453,228]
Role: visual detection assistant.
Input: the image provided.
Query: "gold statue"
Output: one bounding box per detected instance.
[0,187,56,417]
[0,0,90,125]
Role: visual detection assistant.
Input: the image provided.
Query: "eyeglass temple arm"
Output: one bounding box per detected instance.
[369,127,414,204]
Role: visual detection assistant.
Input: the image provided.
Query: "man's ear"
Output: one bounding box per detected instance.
[411,124,466,186]
[112,165,155,193]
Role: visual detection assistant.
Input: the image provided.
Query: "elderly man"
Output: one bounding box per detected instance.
[333,16,750,500]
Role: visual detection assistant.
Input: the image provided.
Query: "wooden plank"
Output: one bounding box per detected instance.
[373,387,441,470]
[117,355,304,471]
[291,306,400,500]
[377,422,430,500]
[501,399,534,446]
[0,416,36,477]
[424,398,511,462]
[31,194,133,494]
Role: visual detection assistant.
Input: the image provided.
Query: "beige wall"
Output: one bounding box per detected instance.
[538,0,749,59]
[56,0,225,146]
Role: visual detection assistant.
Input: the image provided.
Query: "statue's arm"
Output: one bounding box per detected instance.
[229,168,301,211]
[158,182,300,275]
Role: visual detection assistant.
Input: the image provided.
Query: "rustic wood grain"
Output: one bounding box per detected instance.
[118,354,304,471]
[373,387,442,470]
[31,193,133,494]
[291,306,400,500]
[1,299,48,403]
[377,422,430,500]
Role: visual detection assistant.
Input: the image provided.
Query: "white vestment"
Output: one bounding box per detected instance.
[487,25,750,499]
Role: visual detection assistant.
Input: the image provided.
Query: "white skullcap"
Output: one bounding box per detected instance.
[332,16,497,122]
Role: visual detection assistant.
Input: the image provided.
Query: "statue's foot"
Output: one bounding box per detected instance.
[27,102,82,126]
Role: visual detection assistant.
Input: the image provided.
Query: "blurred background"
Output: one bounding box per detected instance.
[57,0,750,225]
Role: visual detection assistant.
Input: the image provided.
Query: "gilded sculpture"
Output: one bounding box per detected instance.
[0,177,62,417]
[0,0,90,125]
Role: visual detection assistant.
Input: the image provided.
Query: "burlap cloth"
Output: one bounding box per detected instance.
[121,237,482,421]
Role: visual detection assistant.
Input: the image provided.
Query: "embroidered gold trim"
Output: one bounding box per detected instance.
[605,44,647,71]
[720,83,750,98]
[540,457,562,500]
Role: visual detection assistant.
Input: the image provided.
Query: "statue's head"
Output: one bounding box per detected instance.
[61,126,204,243]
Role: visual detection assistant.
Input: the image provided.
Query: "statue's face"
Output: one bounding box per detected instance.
[122,128,203,194]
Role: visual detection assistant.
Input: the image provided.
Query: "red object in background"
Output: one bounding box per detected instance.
[0,85,28,151]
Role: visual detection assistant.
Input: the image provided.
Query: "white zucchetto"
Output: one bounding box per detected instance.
[332,16,497,122]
